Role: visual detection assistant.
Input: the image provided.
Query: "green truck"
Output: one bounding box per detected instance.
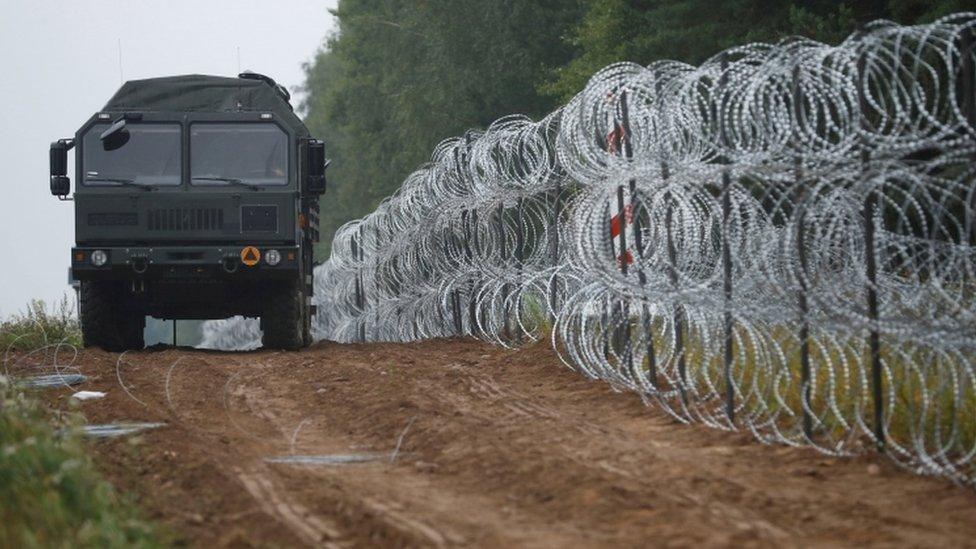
[50,73,327,351]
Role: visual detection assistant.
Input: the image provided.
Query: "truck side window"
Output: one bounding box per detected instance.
[190,123,288,186]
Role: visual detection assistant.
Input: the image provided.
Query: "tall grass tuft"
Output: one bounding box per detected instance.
[0,303,163,547]
[1,297,81,351]
[0,378,163,547]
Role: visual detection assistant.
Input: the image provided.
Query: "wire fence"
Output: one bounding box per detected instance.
[208,14,976,486]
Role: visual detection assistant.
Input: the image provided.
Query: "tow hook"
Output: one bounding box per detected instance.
[131,256,149,274]
[222,256,240,273]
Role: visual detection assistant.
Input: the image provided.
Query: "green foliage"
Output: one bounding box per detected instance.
[0,298,81,352]
[788,3,859,45]
[544,0,778,100]
[888,0,976,23]
[546,1,866,101]
[0,381,162,548]
[0,302,159,545]
[301,0,583,258]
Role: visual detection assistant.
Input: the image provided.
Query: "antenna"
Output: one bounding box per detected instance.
[237,46,241,73]
[117,38,124,84]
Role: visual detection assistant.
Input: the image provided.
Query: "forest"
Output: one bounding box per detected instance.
[300,0,974,257]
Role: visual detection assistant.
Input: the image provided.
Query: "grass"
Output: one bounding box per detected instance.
[0,302,164,548]
[0,381,164,548]
[726,326,976,469]
[1,298,81,352]
[517,292,554,338]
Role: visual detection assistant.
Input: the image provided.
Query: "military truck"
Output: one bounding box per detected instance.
[49,73,327,351]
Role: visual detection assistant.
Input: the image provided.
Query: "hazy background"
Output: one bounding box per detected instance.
[0,0,336,317]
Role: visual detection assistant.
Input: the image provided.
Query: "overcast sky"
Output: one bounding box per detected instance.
[0,0,337,317]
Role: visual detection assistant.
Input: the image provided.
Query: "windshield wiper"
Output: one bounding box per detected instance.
[193,176,264,190]
[85,176,154,191]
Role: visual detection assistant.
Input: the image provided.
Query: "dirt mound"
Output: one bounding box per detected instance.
[42,338,976,547]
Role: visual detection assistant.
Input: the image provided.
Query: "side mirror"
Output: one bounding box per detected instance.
[100,118,130,151]
[50,139,74,197]
[304,139,328,195]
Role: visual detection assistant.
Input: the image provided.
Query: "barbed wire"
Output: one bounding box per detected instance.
[207,13,976,486]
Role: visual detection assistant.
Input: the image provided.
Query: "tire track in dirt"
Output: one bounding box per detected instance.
[235,467,344,547]
[38,338,976,548]
[449,357,799,542]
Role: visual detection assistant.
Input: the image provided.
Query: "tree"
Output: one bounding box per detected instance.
[540,0,973,102]
[300,0,583,258]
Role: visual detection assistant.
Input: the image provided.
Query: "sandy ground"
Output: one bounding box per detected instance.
[35,338,976,547]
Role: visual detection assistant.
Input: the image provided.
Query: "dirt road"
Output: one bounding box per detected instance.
[41,339,976,547]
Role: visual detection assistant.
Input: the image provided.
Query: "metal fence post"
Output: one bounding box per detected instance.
[662,160,687,406]
[498,202,511,340]
[360,225,367,343]
[864,183,884,451]
[515,197,525,343]
[549,181,561,321]
[620,91,656,388]
[721,178,735,423]
[615,184,634,376]
[461,209,473,335]
[374,225,382,341]
[601,182,609,359]
[793,62,814,441]
[449,147,465,338]
[452,290,462,335]
[963,27,976,125]
[351,230,365,343]
[451,219,463,336]
[858,44,885,451]
[350,233,358,309]
[960,27,976,264]
[612,93,633,377]
[475,207,490,335]
[718,53,735,425]
[458,135,477,337]
[631,192,656,387]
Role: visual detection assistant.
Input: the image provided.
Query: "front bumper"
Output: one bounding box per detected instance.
[71,245,300,280]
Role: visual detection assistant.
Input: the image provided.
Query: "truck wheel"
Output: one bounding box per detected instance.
[80,281,143,352]
[301,297,312,348]
[301,317,312,348]
[262,281,305,351]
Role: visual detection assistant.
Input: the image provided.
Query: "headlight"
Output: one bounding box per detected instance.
[265,249,281,266]
[91,250,108,267]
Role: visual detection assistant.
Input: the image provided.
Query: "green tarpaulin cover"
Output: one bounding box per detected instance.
[102,74,308,135]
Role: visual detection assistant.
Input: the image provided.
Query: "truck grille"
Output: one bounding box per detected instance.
[147,208,224,231]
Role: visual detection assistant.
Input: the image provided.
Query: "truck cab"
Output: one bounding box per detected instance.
[50,73,327,351]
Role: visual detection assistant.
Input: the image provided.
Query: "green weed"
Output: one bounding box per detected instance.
[1,297,81,352]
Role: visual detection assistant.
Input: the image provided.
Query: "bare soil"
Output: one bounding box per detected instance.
[40,338,976,547]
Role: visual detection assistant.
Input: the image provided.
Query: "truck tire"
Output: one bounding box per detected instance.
[80,281,144,352]
[301,297,312,348]
[262,280,305,351]
[301,316,312,348]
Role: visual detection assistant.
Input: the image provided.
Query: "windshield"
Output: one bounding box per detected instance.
[82,123,182,186]
[191,123,288,186]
